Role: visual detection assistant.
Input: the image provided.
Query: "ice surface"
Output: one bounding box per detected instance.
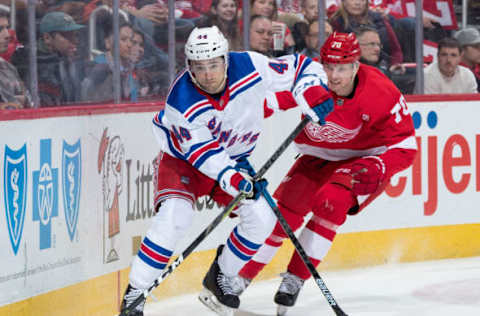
[145,256,480,316]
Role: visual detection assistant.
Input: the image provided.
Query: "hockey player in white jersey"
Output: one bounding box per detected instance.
[119,26,333,316]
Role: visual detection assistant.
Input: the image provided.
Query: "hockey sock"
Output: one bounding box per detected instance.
[219,226,262,276]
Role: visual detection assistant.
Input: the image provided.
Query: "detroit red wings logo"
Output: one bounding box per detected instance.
[305,121,362,143]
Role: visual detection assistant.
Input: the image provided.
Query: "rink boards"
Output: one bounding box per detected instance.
[0,95,479,315]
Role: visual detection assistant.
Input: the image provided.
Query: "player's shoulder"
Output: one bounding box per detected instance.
[166,70,208,115]
[228,51,259,75]
[358,64,401,99]
[357,64,403,112]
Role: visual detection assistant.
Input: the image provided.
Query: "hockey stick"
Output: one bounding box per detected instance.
[120,117,309,316]
[260,190,348,316]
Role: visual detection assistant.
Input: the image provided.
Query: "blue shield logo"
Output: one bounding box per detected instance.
[3,144,28,255]
[62,140,81,241]
[32,139,59,250]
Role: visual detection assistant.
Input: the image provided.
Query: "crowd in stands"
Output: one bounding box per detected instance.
[0,0,479,110]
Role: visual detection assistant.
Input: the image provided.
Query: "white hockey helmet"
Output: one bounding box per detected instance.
[185,26,229,61]
[185,26,229,92]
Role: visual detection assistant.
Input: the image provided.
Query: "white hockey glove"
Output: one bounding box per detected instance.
[218,166,253,198]
[293,75,333,125]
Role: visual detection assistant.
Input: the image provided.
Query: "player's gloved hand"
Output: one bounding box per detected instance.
[234,157,268,201]
[310,98,334,125]
[249,178,269,201]
[235,157,256,177]
[218,166,253,198]
[330,156,386,196]
[293,76,333,125]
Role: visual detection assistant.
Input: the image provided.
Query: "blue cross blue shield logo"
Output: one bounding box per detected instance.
[32,139,59,250]
[62,139,81,241]
[3,144,28,255]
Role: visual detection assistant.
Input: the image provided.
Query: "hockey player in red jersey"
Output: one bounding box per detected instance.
[119,26,334,316]
[237,32,418,315]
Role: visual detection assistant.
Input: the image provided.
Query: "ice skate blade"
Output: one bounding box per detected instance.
[198,288,234,316]
[277,304,289,316]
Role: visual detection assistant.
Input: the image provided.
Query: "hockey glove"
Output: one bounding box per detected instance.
[251,178,269,201]
[235,157,256,177]
[293,77,333,125]
[218,166,253,198]
[234,157,269,201]
[330,156,386,196]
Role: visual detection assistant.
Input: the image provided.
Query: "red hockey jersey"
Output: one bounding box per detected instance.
[294,63,417,178]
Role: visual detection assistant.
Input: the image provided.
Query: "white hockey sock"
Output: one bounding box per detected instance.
[129,198,194,289]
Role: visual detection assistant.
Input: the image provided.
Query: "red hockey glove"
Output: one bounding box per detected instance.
[331,157,386,196]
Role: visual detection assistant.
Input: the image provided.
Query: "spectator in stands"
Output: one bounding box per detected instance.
[130,28,144,65]
[130,28,168,98]
[81,21,145,102]
[128,0,194,73]
[0,11,32,109]
[301,0,318,24]
[277,0,302,15]
[424,37,477,94]
[329,0,403,65]
[44,1,86,23]
[355,26,392,72]
[355,26,415,94]
[12,11,86,107]
[455,27,480,92]
[195,0,242,51]
[249,15,273,56]
[250,0,295,49]
[299,20,332,58]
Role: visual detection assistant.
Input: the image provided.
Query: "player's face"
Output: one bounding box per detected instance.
[190,57,226,94]
[437,46,462,77]
[323,62,358,96]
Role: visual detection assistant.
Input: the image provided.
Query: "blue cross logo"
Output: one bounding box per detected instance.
[32,139,59,250]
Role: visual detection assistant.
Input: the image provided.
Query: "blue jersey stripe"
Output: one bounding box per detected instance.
[230,77,262,101]
[192,147,224,169]
[231,146,256,160]
[184,138,214,160]
[187,106,215,123]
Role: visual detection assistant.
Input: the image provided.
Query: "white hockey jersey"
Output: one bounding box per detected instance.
[152,51,327,182]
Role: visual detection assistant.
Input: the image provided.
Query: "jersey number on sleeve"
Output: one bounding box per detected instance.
[269,62,288,74]
[172,125,192,143]
[390,95,410,123]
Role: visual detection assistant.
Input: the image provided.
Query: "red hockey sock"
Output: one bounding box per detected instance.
[239,260,267,280]
[287,252,321,280]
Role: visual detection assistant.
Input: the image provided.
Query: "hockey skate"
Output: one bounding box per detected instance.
[119,284,146,316]
[231,275,251,296]
[198,245,240,316]
[274,272,305,316]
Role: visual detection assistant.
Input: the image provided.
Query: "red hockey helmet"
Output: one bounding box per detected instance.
[320,32,361,64]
